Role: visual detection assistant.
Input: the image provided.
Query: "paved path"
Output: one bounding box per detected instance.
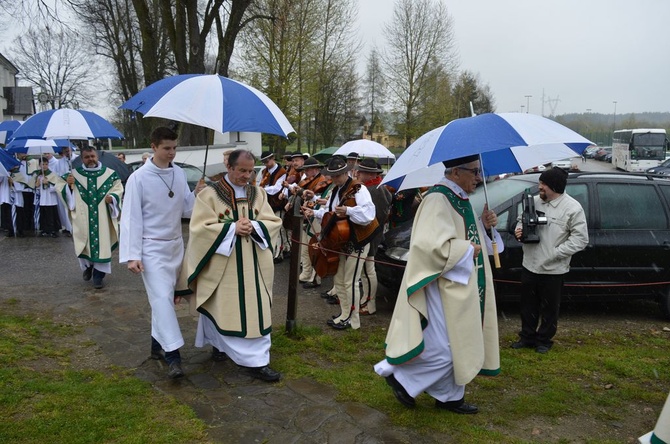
[0,228,434,444]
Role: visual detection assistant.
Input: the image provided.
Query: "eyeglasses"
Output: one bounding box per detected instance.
[457,166,482,176]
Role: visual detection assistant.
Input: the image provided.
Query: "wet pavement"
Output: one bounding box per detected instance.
[0,227,434,444]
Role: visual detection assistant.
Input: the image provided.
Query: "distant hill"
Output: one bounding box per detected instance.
[554,112,670,146]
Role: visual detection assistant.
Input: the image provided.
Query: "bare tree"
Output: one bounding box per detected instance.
[382,0,458,148]
[10,26,97,110]
[363,48,386,135]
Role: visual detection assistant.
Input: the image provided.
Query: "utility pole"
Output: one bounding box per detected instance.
[525,95,532,113]
[613,101,618,130]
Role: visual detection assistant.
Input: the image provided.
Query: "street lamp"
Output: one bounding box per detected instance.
[524,95,532,113]
[613,101,617,130]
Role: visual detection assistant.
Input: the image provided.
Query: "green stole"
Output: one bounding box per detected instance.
[426,185,486,320]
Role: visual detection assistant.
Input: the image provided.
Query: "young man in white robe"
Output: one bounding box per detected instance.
[178,150,282,382]
[120,127,205,379]
[54,146,77,237]
[374,155,502,415]
[58,146,123,289]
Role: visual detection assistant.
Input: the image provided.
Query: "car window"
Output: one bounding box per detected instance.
[565,184,589,221]
[598,183,667,229]
[470,177,536,215]
[181,165,202,183]
[659,185,670,207]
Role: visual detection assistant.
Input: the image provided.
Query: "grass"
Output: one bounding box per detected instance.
[1,296,667,443]
[0,300,207,444]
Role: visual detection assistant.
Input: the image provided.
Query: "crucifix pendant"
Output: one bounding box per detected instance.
[168,191,174,198]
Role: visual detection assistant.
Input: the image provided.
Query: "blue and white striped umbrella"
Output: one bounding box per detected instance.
[0,148,20,173]
[6,138,75,155]
[11,109,123,140]
[0,120,23,144]
[120,74,295,137]
[382,113,593,191]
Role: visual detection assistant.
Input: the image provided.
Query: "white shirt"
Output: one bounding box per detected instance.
[119,159,195,263]
[313,179,376,226]
[262,163,286,196]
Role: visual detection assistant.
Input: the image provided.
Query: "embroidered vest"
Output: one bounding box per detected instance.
[338,179,380,248]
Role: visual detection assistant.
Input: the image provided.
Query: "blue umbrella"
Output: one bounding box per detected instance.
[11,109,123,140]
[0,148,20,171]
[6,138,76,154]
[119,74,295,137]
[382,113,593,191]
[0,120,23,144]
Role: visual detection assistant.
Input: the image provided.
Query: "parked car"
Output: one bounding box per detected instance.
[646,158,670,176]
[594,147,612,161]
[583,146,601,159]
[127,161,207,191]
[375,172,670,318]
[550,157,578,170]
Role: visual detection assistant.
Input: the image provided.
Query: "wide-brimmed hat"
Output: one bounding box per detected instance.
[355,158,383,173]
[260,151,275,161]
[322,157,352,176]
[291,152,309,160]
[297,157,324,170]
[282,152,293,159]
[346,151,359,160]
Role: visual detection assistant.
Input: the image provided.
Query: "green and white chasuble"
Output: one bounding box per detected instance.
[178,179,282,339]
[57,166,123,264]
[381,184,500,386]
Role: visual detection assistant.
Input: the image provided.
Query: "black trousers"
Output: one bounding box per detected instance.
[39,205,61,234]
[1,202,11,231]
[518,267,565,347]
[22,192,35,232]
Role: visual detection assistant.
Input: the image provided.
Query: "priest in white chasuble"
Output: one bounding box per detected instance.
[178,149,283,382]
[374,155,501,415]
[58,146,123,289]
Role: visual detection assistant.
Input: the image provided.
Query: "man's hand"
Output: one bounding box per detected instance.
[128,260,144,274]
[481,203,498,229]
[334,205,348,218]
[302,190,315,200]
[302,207,314,218]
[66,174,75,190]
[194,178,207,195]
[104,195,113,204]
[514,227,523,241]
[235,217,254,237]
[471,242,482,259]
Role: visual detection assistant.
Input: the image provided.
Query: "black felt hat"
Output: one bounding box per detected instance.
[322,156,352,175]
[346,151,359,160]
[297,157,324,170]
[539,167,568,194]
[260,151,275,161]
[441,154,479,169]
[355,158,383,173]
[291,152,309,159]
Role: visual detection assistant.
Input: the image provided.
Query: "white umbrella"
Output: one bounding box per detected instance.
[333,140,395,159]
[6,139,57,156]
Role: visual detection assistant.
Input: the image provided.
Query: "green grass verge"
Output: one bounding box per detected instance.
[0,302,207,444]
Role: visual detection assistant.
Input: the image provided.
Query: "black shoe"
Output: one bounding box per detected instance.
[50,232,59,238]
[83,266,93,281]
[435,399,478,414]
[330,320,351,330]
[273,256,283,264]
[385,374,415,408]
[510,340,535,349]
[535,345,551,354]
[302,280,321,289]
[167,361,184,379]
[326,295,339,305]
[245,365,281,382]
[93,279,104,289]
[326,318,336,326]
[40,231,49,237]
[211,347,228,362]
[320,291,333,299]
[283,250,291,259]
[62,230,72,237]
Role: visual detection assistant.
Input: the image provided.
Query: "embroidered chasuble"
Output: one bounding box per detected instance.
[178,180,282,338]
[382,185,500,386]
[57,166,123,263]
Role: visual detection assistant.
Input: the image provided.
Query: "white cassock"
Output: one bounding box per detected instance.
[54,156,76,232]
[119,159,195,353]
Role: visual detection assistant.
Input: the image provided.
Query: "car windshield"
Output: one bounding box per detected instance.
[469,176,537,215]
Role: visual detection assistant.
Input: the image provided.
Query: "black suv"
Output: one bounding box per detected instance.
[375,172,670,319]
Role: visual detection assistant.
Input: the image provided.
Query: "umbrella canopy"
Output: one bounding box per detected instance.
[11,109,123,140]
[0,120,23,144]
[382,113,593,191]
[71,150,131,182]
[333,140,395,159]
[6,138,76,155]
[0,148,20,173]
[313,146,339,162]
[6,139,58,156]
[119,74,295,137]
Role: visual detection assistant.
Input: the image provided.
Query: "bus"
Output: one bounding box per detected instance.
[612,128,668,172]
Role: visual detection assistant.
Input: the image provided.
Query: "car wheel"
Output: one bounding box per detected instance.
[658,288,670,320]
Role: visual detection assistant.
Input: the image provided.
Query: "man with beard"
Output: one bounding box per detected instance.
[59,146,123,289]
[512,167,588,354]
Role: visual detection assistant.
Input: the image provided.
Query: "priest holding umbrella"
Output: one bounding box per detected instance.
[57,146,123,289]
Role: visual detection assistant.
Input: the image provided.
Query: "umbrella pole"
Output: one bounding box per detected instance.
[480,155,501,268]
[201,144,209,179]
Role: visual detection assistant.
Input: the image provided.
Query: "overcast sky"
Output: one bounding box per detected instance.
[357,0,670,116]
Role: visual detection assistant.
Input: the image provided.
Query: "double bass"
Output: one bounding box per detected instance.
[307,185,358,278]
